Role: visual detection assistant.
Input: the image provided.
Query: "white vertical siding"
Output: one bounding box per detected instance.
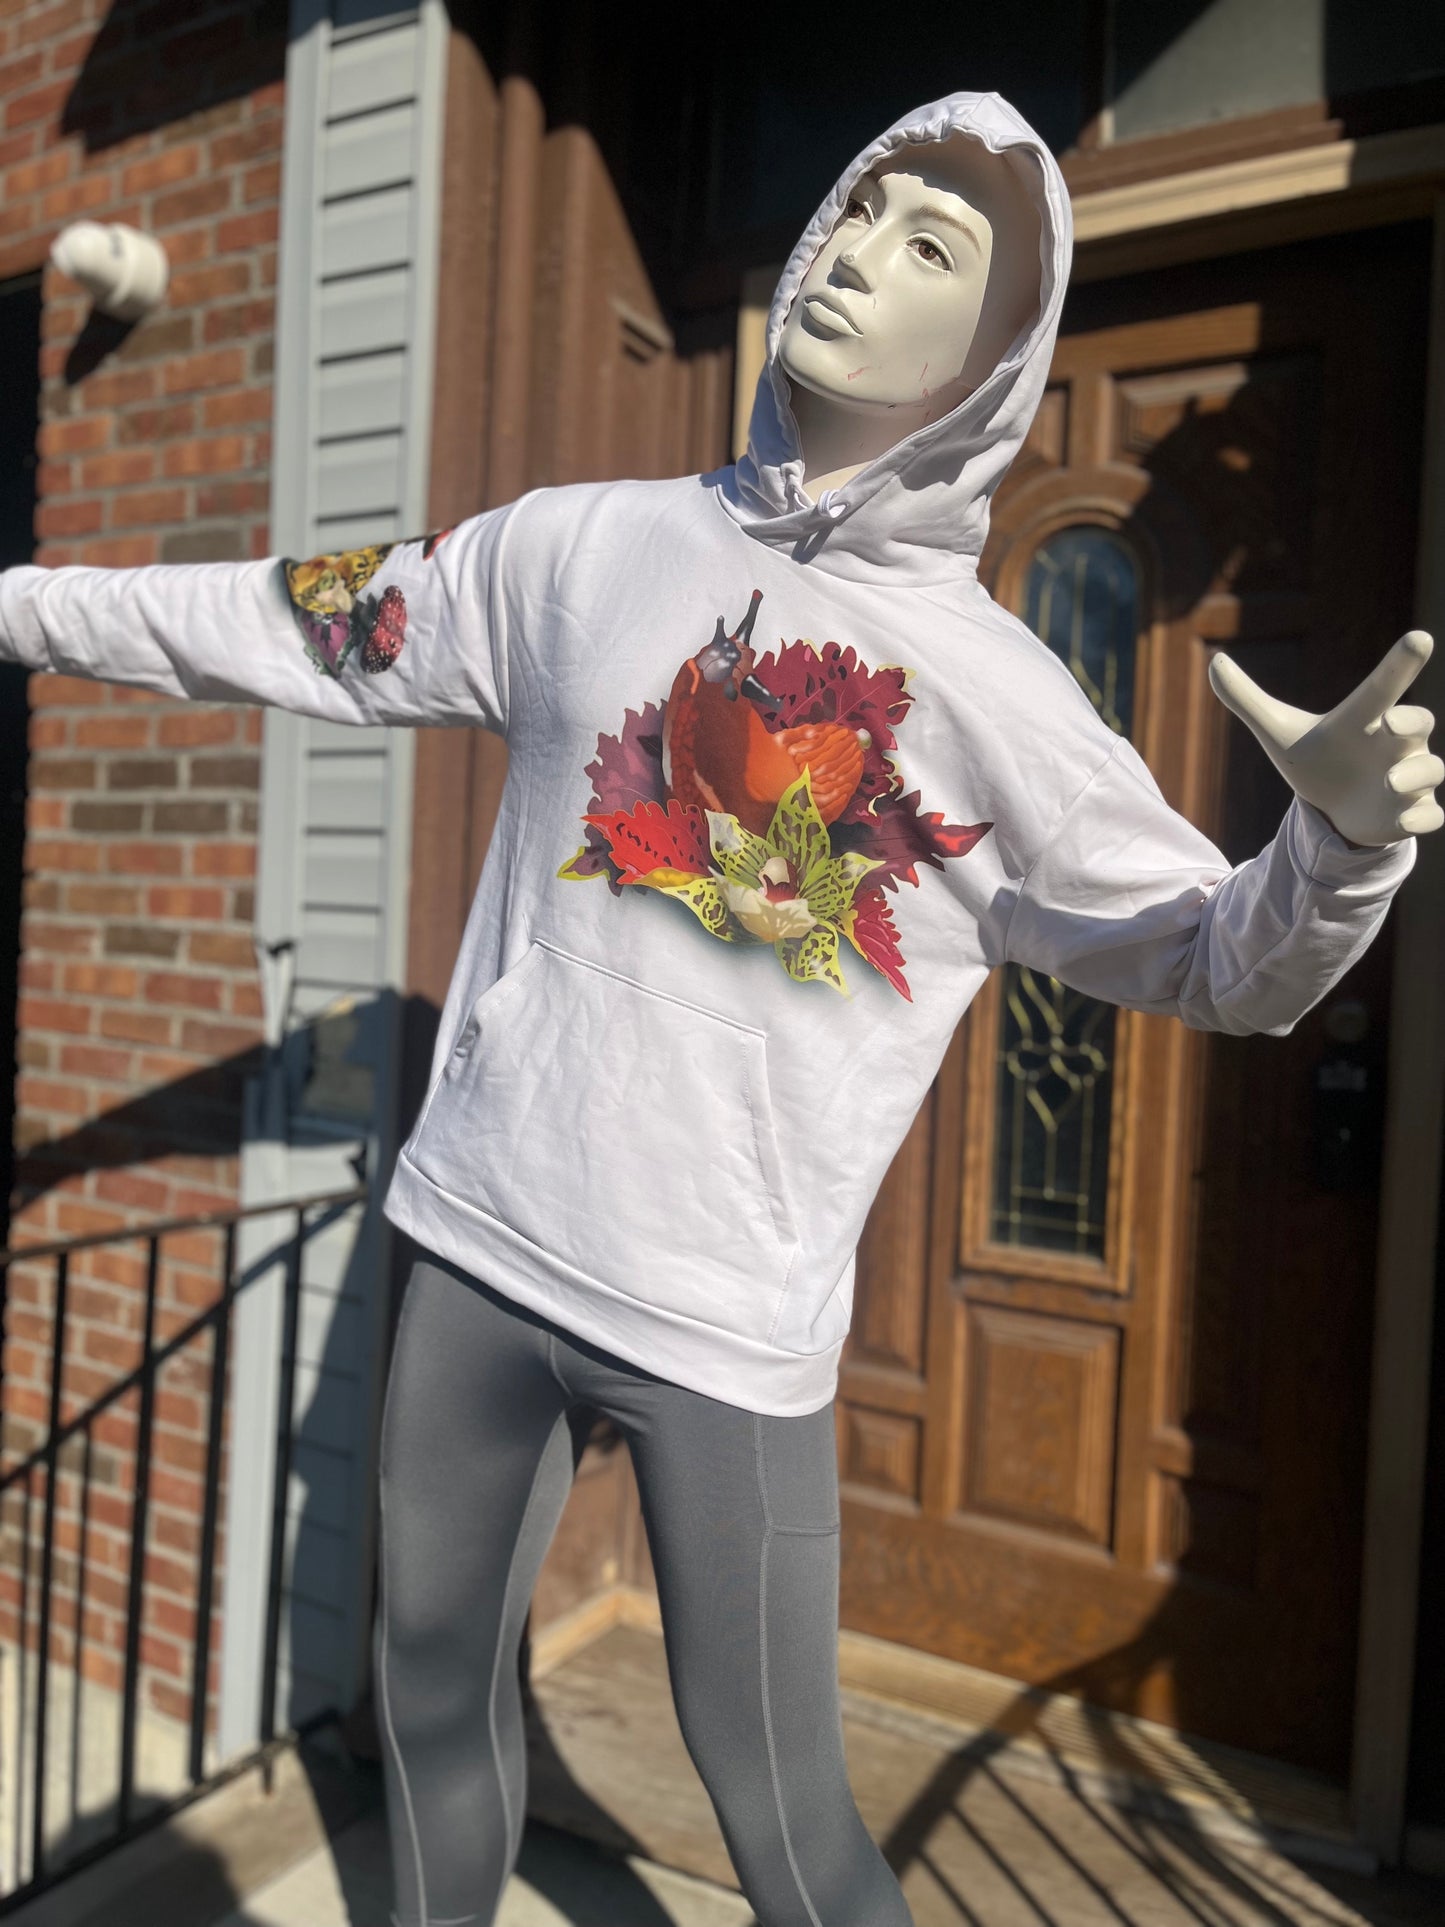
[220,0,447,1755]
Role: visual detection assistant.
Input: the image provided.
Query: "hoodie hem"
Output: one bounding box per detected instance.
[383,1152,844,1418]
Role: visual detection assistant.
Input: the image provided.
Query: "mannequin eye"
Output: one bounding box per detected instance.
[911,237,951,269]
[843,196,871,222]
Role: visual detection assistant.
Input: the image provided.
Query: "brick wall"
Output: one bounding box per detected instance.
[0,0,287,1748]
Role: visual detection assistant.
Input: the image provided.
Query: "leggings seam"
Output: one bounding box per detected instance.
[754,1415,825,1927]
[378,1476,428,1927]
[487,1404,573,1919]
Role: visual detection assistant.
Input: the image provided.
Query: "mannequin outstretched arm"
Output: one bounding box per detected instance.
[1007,764,1414,1036]
[0,501,521,736]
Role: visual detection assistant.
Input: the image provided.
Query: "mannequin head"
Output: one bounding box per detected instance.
[778,132,1042,494]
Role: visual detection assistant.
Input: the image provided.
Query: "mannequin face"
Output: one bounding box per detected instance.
[779,134,1041,422]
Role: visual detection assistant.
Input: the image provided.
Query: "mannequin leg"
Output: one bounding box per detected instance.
[554,1336,915,1927]
[372,1255,587,1927]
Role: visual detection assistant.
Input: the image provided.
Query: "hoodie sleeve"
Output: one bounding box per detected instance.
[0,505,518,735]
[1005,735,1416,1036]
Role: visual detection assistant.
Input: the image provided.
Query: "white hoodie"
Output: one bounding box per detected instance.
[0,93,1415,1414]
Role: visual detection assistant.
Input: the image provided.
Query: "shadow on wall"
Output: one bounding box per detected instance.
[59,0,288,153]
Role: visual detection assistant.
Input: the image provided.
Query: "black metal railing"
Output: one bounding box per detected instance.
[0,1184,368,1913]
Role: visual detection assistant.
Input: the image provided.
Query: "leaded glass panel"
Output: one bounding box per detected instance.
[990,529,1139,1258]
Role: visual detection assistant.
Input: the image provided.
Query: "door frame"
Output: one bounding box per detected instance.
[728,123,1445,1864]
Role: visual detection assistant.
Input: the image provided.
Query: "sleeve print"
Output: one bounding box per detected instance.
[283,527,455,681]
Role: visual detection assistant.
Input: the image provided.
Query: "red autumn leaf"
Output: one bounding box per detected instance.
[849,887,911,1000]
[832,791,992,893]
[571,701,670,892]
[584,798,711,884]
[749,638,913,826]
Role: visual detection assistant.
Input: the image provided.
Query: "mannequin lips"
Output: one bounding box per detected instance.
[802,291,863,337]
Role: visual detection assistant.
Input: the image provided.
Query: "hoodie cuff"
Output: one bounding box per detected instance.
[1290,796,1416,895]
[0,566,53,672]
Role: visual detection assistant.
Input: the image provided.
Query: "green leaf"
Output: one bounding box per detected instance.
[768,770,831,886]
[635,872,741,941]
[777,921,849,994]
[805,848,885,924]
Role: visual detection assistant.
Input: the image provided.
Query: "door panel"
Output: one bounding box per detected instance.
[837,222,1429,1775]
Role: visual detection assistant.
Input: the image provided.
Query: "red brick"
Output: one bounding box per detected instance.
[155,710,235,747]
[201,381,272,431]
[93,1168,172,1213]
[36,459,71,495]
[143,972,223,1011]
[227,981,263,1020]
[180,1019,261,1057]
[80,367,158,408]
[19,955,54,992]
[145,886,226,920]
[105,842,184,876]
[187,930,254,968]
[99,1008,172,1047]
[209,121,281,171]
[40,174,116,222]
[28,714,69,749]
[242,159,281,205]
[73,715,152,750]
[58,1044,133,1082]
[201,303,273,346]
[6,79,74,130]
[0,51,46,99]
[190,844,254,879]
[120,144,201,196]
[160,436,246,479]
[79,450,156,489]
[215,208,277,254]
[195,478,267,517]
[116,400,197,445]
[34,498,103,539]
[25,797,65,831]
[152,178,231,229]
[29,756,96,789]
[5,148,70,196]
[110,487,188,530]
[62,963,139,999]
[39,415,111,456]
[27,836,102,873]
[162,348,247,396]
[22,920,97,956]
[15,1,90,51]
[16,993,92,1036]
[75,537,160,567]
[66,883,141,917]
[165,261,251,307]
[0,129,39,171]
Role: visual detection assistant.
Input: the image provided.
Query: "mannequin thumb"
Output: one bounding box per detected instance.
[1208,652,1305,753]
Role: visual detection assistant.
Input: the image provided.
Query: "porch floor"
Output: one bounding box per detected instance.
[12,1619,1445,1927]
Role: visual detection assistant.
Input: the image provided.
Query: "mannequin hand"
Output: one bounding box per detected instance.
[1208,631,1443,847]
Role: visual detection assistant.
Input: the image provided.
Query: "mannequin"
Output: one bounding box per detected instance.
[2,89,1438,1927]
[779,137,1443,849]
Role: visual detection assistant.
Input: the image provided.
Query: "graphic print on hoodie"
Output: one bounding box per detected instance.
[0,93,1415,1415]
[557,586,992,1000]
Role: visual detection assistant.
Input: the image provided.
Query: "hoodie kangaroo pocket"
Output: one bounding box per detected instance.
[408,937,802,1344]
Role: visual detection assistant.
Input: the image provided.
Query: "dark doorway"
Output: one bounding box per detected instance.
[0,273,40,1251]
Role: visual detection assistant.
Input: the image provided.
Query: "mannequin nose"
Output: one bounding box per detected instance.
[834,236,877,291]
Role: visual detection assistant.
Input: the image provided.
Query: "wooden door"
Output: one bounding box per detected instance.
[836,221,1430,1776]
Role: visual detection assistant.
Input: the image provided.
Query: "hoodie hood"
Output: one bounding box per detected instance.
[718,90,1073,583]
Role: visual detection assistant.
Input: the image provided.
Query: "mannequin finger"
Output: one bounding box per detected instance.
[1382,704,1436,754]
[1398,795,1445,836]
[1335,630,1433,729]
[1207,652,1313,747]
[1387,751,1444,794]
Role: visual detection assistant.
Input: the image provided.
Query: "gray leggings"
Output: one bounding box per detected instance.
[373,1251,913,1927]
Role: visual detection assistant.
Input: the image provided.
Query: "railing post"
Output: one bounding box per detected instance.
[117,1234,161,1833]
[30,1252,69,1884]
[259,1206,306,1790]
[189,1222,236,1788]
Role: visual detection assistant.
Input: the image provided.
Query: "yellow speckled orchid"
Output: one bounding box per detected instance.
[636,769,884,995]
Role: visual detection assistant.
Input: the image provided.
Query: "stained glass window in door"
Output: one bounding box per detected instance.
[990,529,1139,1256]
